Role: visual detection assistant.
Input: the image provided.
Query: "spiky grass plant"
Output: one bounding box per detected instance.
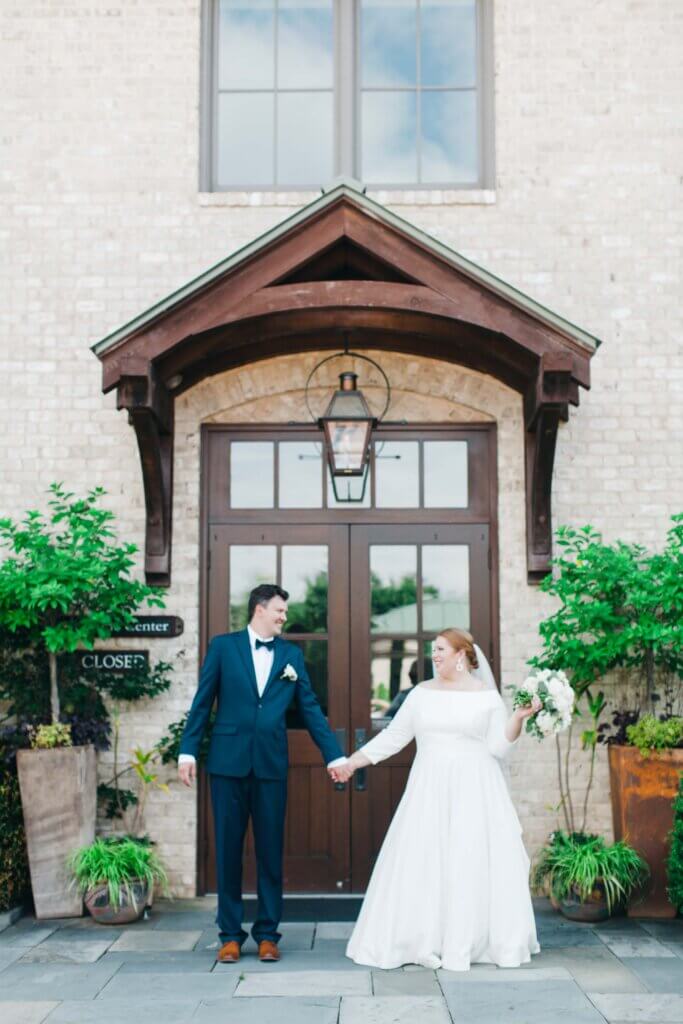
[69,836,168,911]
[533,830,649,914]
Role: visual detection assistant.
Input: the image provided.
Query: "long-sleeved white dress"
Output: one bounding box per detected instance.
[345,684,540,971]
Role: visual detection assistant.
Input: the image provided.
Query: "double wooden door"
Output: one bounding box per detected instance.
[199,520,491,894]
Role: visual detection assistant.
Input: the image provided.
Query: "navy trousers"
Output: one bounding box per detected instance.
[209,772,288,945]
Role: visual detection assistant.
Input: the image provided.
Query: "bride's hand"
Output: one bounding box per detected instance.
[515,695,542,721]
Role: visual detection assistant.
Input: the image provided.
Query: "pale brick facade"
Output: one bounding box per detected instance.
[1,1,681,894]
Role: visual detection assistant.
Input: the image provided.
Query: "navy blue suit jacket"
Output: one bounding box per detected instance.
[179,630,343,779]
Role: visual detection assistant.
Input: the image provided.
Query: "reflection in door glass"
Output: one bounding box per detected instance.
[375,441,419,507]
[230,442,274,508]
[370,638,418,729]
[370,546,418,633]
[424,441,468,507]
[281,546,328,633]
[229,546,277,630]
[422,545,470,631]
[279,442,323,508]
[285,639,328,728]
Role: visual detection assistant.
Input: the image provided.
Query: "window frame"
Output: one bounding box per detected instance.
[200,0,494,192]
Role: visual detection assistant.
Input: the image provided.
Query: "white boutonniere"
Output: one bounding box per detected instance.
[280,663,298,682]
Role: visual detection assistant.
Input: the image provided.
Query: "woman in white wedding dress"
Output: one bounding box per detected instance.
[340,628,541,972]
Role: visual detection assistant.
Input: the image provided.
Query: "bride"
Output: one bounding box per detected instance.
[338,627,542,972]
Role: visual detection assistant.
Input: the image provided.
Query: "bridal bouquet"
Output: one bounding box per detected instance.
[508,668,575,741]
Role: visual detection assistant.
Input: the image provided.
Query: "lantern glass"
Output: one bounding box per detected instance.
[322,418,372,475]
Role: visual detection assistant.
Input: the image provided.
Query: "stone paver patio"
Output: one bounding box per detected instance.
[1,897,682,1023]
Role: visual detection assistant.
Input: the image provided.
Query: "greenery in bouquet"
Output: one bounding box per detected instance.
[509,668,575,741]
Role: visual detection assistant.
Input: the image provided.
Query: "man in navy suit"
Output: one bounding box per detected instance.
[178,584,347,963]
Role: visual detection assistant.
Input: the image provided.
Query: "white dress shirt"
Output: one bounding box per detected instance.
[179,625,346,769]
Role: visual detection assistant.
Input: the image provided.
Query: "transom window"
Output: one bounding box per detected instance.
[202,0,492,190]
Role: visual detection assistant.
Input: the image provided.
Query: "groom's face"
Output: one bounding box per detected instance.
[253,596,288,638]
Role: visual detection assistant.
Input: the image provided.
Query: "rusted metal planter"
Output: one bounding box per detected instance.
[16,745,96,919]
[608,744,683,918]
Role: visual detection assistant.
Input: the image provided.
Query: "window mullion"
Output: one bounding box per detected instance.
[337,0,356,177]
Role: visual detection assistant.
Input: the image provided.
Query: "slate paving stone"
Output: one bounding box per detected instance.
[39,927,121,945]
[212,950,368,972]
[316,922,355,941]
[107,929,202,952]
[535,927,604,948]
[440,978,608,1023]
[371,969,442,995]
[0,963,121,1001]
[339,995,451,1024]
[17,941,112,965]
[193,996,340,1024]
[597,932,677,958]
[588,992,683,1022]
[516,945,647,993]
[43,999,200,1023]
[235,969,372,997]
[439,966,573,982]
[0,1002,58,1024]
[0,948,28,971]
[96,971,239,1001]
[0,928,57,949]
[619,957,683,993]
[195,922,314,953]
[104,953,217,973]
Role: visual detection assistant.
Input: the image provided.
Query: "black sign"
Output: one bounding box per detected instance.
[112,615,184,639]
[74,650,149,673]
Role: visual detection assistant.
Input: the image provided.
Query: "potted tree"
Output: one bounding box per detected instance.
[532,515,683,917]
[0,484,164,918]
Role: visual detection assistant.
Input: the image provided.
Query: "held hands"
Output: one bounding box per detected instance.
[328,758,356,784]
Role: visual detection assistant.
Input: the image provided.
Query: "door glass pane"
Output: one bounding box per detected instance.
[423,440,468,507]
[278,0,333,88]
[420,0,477,87]
[422,544,470,631]
[375,441,419,507]
[277,92,333,185]
[282,545,328,633]
[279,442,323,508]
[361,91,417,184]
[217,93,274,187]
[327,466,371,508]
[229,546,277,630]
[370,546,418,633]
[370,637,419,727]
[230,442,274,508]
[218,0,274,90]
[285,639,328,726]
[421,90,478,184]
[361,0,417,87]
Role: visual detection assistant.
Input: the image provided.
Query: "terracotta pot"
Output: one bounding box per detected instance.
[608,744,683,918]
[16,745,96,919]
[84,880,151,925]
[559,882,611,923]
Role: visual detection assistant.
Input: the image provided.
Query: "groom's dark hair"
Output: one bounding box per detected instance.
[248,583,289,620]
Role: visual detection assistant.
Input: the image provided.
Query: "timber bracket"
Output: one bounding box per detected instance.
[116,359,173,586]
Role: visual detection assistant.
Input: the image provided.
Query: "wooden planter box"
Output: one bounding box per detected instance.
[17,745,96,919]
[608,744,683,918]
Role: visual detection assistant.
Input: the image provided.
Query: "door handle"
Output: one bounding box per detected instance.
[334,727,347,791]
[354,728,367,791]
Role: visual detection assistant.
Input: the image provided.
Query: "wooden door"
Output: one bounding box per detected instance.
[200,523,352,893]
[348,523,492,891]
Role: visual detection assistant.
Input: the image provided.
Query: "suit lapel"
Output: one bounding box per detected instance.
[261,638,286,700]
[235,629,259,699]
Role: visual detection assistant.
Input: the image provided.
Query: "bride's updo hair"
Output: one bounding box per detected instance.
[436,628,479,670]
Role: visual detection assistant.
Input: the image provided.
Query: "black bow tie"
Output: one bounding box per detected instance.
[255,638,275,651]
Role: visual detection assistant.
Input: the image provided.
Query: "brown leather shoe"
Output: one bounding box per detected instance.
[216,940,241,963]
[258,939,280,962]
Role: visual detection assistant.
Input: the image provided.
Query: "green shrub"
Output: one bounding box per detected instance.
[69,836,169,911]
[626,715,683,757]
[0,769,30,912]
[667,773,683,912]
[29,723,72,749]
[533,830,649,913]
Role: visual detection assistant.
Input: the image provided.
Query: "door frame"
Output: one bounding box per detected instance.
[197,421,500,894]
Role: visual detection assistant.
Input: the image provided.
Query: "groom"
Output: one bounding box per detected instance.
[178,584,347,963]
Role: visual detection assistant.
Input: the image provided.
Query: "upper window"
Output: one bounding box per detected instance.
[202,0,492,190]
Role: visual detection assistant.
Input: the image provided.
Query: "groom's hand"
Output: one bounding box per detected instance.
[329,762,354,784]
[178,761,196,787]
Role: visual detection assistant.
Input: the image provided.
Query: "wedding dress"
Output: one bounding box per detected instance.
[345,666,540,971]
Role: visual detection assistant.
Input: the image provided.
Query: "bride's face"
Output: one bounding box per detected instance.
[432,636,464,676]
